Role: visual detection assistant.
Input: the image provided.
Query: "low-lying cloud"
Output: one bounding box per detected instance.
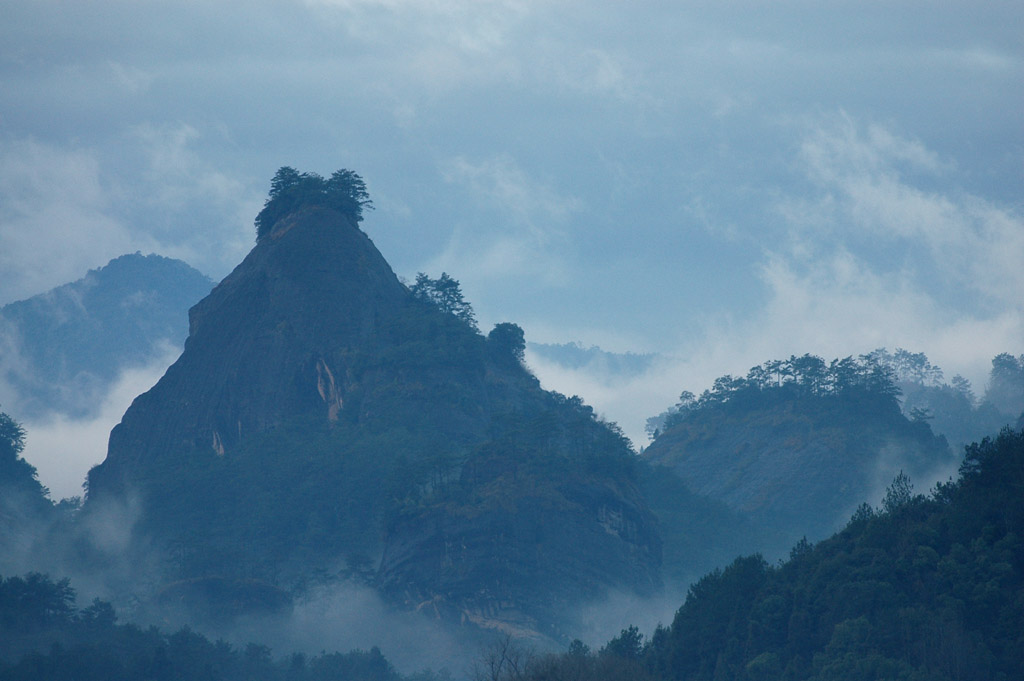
[20,343,181,501]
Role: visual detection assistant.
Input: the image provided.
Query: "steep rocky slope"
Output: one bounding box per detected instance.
[379,394,661,639]
[88,207,408,499]
[84,198,660,636]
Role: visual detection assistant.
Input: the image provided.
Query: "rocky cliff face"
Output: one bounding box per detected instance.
[378,396,662,638]
[84,204,660,636]
[88,207,408,498]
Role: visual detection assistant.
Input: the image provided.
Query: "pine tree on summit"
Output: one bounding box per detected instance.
[255,166,373,240]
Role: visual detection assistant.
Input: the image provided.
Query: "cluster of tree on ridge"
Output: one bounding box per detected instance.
[254,167,373,239]
[409,272,479,332]
[868,349,1024,450]
[647,353,902,439]
[647,350,1024,443]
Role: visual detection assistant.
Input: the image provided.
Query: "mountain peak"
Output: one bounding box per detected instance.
[89,205,406,499]
[82,185,660,637]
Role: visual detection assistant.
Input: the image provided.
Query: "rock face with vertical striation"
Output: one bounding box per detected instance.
[85,199,660,637]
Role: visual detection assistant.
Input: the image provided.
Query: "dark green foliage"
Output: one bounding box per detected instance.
[529,427,1024,680]
[644,350,956,553]
[651,353,903,435]
[0,573,433,681]
[255,166,373,239]
[378,389,660,636]
[410,272,478,331]
[0,409,33,491]
[488,323,526,365]
[462,391,638,486]
[880,471,915,514]
[307,647,400,681]
[868,348,1022,450]
[0,410,25,458]
[986,353,1024,420]
[0,573,75,634]
[601,625,644,661]
[0,408,50,510]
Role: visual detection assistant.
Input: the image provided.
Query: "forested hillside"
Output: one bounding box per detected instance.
[644,354,957,557]
[487,427,1024,680]
[1,167,1019,678]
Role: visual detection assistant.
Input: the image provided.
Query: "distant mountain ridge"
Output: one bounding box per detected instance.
[0,253,213,419]
[527,341,658,378]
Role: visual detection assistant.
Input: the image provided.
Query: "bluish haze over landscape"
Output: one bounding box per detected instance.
[1,1,1021,494]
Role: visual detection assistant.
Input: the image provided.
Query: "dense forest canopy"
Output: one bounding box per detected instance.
[254,167,373,239]
[869,349,1024,449]
[0,409,26,468]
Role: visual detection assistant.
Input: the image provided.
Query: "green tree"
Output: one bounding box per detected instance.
[488,322,526,364]
[326,169,373,217]
[410,272,478,331]
[0,407,26,458]
[255,166,373,239]
[881,470,914,514]
[0,407,48,501]
[985,352,1024,418]
[269,165,302,198]
[601,625,643,661]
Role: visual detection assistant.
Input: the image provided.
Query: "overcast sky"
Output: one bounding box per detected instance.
[2,1,1022,495]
